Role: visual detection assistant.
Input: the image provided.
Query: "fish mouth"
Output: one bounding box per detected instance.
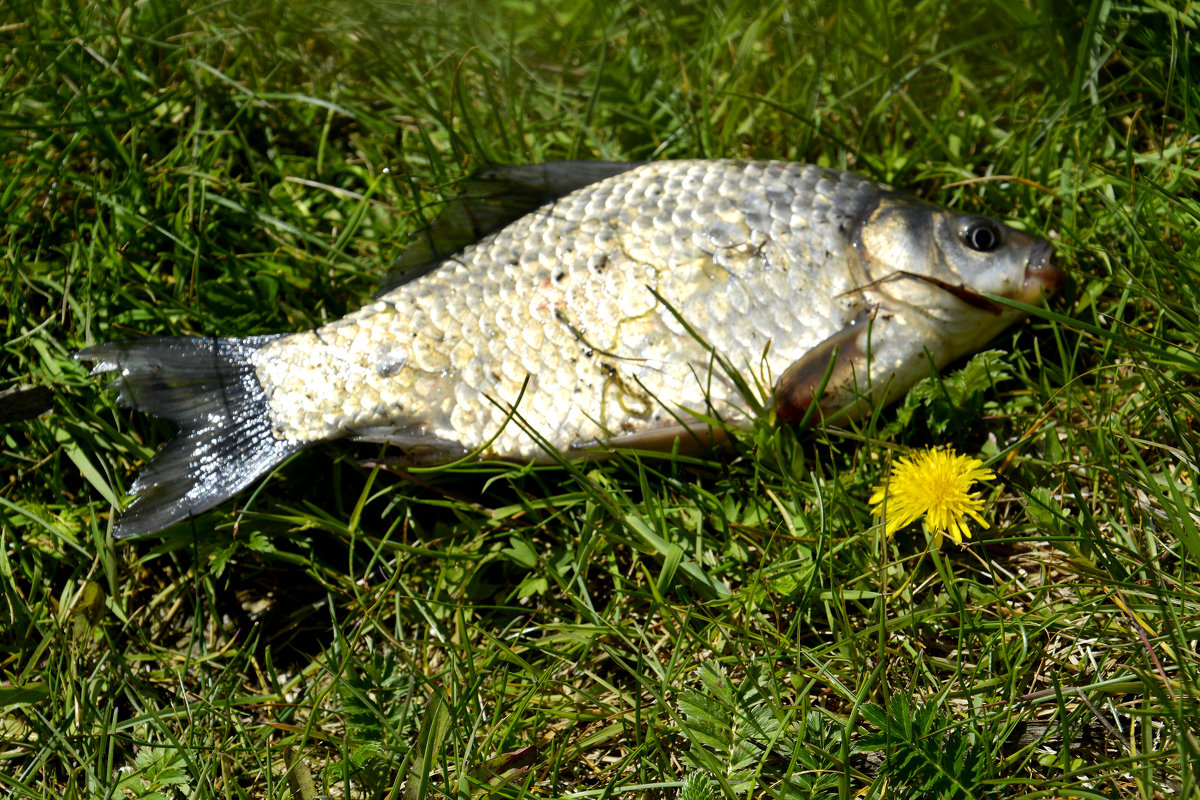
[1017,240,1063,302]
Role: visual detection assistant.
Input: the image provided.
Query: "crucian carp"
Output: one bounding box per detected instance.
[78,160,1061,537]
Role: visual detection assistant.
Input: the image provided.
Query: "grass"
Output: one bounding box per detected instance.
[2,0,1199,797]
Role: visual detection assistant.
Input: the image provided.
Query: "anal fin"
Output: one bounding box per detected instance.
[571,420,732,457]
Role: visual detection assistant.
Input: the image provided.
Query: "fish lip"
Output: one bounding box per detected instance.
[1019,239,1062,301]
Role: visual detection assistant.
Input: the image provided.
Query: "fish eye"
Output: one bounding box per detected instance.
[959,218,1003,252]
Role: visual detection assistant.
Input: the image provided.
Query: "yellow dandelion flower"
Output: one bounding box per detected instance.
[870,448,996,546]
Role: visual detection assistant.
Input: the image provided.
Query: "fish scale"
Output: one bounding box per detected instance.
[78,158,1061,536]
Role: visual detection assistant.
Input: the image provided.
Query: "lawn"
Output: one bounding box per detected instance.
[2,0,1198,797]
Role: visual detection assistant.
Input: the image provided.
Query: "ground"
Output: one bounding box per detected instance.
[2,0,1198,797]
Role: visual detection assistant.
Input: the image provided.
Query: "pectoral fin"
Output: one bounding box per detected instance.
[772,308,875,426]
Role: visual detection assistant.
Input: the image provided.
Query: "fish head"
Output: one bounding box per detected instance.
[854,194,1062,351]
[770,188,1063,426]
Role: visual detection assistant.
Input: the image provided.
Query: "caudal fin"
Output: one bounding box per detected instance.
[77,336,305,538]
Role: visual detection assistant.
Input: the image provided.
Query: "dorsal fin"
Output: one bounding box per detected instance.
[379,161,638,295]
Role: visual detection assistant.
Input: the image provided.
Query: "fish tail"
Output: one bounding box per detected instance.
[76,335,304,538]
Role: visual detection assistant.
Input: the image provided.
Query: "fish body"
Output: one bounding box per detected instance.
[79,160,1061,537]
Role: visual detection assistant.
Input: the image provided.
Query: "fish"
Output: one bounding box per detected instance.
[77,159,1062,538]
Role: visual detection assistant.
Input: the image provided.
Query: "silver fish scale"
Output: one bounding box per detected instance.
[252,160,883,459]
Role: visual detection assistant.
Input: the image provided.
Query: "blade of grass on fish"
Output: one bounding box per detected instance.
[598,367,747,455]
[783,343,842,431]
[403,377,535,475]
[771,307,889,430]
[647,286,767,418]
